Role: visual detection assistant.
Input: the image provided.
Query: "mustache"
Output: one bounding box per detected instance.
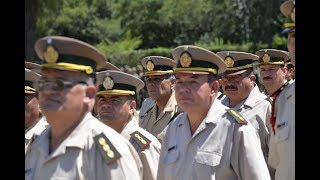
[263,76,272,80]
[225,85,237,90]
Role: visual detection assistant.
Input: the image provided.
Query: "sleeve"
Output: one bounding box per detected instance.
[231,124,271,180]
[140,143,161,180]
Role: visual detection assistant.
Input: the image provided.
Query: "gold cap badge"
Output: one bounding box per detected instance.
[224,56,234,67]
[103,76,114,90]
[262,53,270,63]
[44,45,59,63]
[146,60,154,71]
[180,52,192,67]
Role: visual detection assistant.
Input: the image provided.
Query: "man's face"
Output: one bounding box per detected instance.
[288,31,295,66]
[95,94,133,126]
[174,73,215,113]
[259,64,287,89]
[221,70,255,103]
[25,92,41,128]
[36,68,88,115]
[145,74,173,101]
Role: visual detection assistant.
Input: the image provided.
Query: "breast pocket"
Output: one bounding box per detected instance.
[163,149,179,165]
[193,151,222,178]
[194,151,222,167]
[275,120,289,143]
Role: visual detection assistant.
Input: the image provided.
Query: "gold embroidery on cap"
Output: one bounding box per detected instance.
[262,53,270,63]
[224,56,234,67]
[180,52,192,67]
[103,76,114,90]
[146,60,154,71]
[44,45,59,63]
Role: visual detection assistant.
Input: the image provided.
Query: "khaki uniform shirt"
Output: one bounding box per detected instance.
[268,81,295,180]
[157,100,271,180]
[121,116,161,180]
[25,116,49,152]
[221,85,271,160]
[139,92,181,142]
[25,113,143,180]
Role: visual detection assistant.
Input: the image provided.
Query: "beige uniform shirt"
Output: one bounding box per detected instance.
[157,100,271,180]
[121,116,161,180]
[221,85,271,160]
[139,92,181,142]
[268,81,295,180]
[25,113,143,180]
[25,116,49,152]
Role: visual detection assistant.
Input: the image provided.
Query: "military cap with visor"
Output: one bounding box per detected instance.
[172,45,227,75]
[216,51,259,76]
[280,0,295,34]
[96,70,145,96]
[255,49,290,65]
[34,36,107,75]
[25,68,41,94]
[141,56,176,76]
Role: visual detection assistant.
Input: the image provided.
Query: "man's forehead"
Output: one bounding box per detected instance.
[175,72,207,79]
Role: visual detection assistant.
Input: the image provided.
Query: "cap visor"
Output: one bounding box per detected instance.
[220,69,248,77]
[173,71,210,75]
[144,72,171,76]
[25,90,36,94]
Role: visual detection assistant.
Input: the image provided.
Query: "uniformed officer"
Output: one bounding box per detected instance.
[267,1,295,180]
[25,36,142,180]
[256,49,290,97]
[217,51,274,178]
[157,45,271,180]
[95,70,161,180]
[92,61,120,117]
[139,56,182,142]
[25,67,48,151]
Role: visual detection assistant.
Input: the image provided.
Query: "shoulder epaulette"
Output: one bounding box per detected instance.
[130,131,151,149]
[226,108,247,125]
[94,133,121,165]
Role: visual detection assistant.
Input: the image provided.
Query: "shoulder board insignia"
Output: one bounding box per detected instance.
[130,131,151,149]
[94,133,122,165]
[226,109,248,125]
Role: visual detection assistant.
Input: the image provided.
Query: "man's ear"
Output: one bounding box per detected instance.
[218,78,223,87]
[129,99,137,115]
[210,80,220,97]
[84,85,97,103]
[170,77,176,89]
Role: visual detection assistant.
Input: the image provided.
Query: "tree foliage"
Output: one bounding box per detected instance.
[27,0,288,65]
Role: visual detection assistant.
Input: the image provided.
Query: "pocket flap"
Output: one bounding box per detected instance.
[195,151,221,167]
[163,149,179,165]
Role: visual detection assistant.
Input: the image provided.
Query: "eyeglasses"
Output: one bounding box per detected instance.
[33,79,88,92]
